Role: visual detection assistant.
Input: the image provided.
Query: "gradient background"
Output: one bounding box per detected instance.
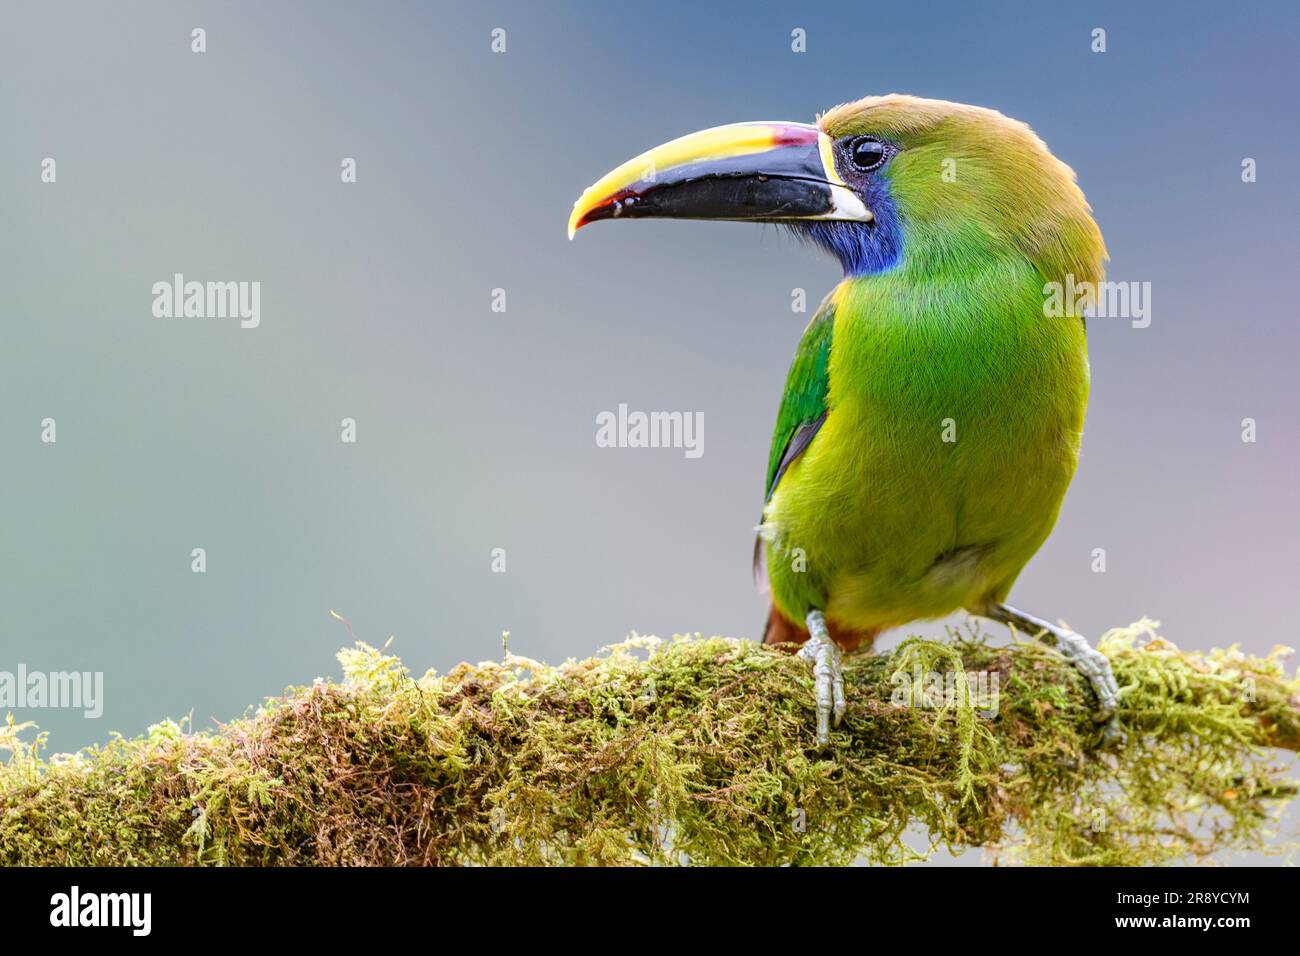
[3,1,1298,860]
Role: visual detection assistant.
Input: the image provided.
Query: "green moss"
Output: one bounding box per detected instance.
[1,620,1296,866]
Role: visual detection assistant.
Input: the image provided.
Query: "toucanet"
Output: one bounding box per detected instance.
[569,94,1119,745]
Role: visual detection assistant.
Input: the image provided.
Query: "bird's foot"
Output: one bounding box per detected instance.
[799,609,846,746]
[1052,629,1124,743]
[990,603,1122,742]
[1051,628,1120,716]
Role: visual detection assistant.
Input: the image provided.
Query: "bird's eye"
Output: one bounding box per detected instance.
[848,137,888,171]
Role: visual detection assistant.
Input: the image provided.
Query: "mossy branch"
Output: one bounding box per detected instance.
[2,620,1297,866]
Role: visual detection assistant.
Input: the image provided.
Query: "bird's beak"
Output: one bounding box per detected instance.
[568,122,872,239]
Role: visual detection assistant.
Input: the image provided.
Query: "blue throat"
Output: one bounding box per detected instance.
[793,182,902,277]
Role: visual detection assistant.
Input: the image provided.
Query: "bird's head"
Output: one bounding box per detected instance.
[569,93,1105,285]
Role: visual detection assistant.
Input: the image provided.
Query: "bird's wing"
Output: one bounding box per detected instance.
[753,297,835,587]
[765,297,834,501]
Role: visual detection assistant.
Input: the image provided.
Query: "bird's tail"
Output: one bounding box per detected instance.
[762,603,878,652]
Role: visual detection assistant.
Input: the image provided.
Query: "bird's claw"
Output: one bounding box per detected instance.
[992,605,1126,745]
[800,611,845,746]
[1098,715,1124,745]
[1051,629,1120,714]
[1050,628,1124,742]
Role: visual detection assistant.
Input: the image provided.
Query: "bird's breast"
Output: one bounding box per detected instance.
[763,276,1087,627]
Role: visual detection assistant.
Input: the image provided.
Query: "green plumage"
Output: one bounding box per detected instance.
[765,298,834,500]
[759,96,1105,639]
[566,92,1115,739]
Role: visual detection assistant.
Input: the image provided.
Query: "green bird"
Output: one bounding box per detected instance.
[569,94,1119,744]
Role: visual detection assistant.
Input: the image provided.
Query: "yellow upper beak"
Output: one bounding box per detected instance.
[568,121,871,239]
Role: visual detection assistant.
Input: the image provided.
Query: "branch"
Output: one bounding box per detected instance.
[2,620,1297,866]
